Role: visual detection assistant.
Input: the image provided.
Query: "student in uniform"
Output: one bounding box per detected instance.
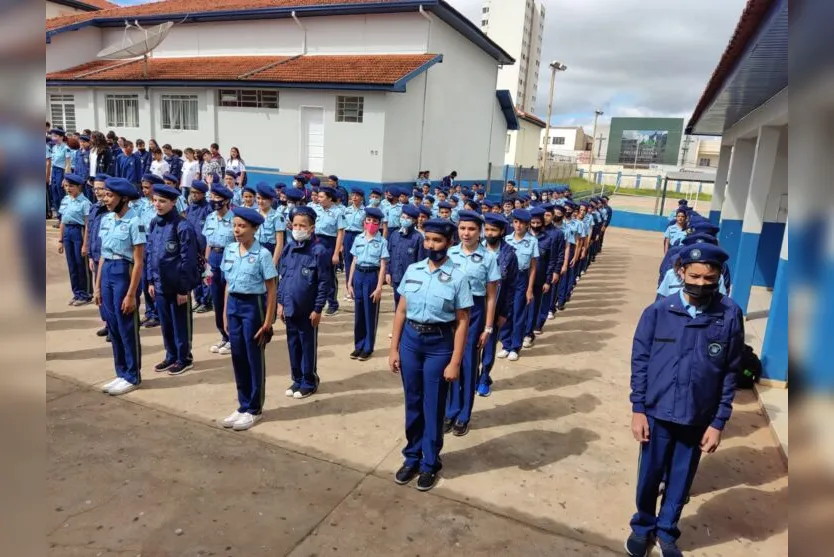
[384,187,406,237]
[219,207,278,431]
[136,175,162,328]
[117,140,143,186]
[162,173,188,214]
[74,135,93,202]
[254,183,285,264]
[417,205,431,234]
[663,208,689,253]
[136,139,152,175]
[367,187,384,210]
[347,207,389,361]
[48,128,72,223]
[313,187,345,315]
[83,174,112,337]
[57,174,93,305]
[389,218,473,492]
[544,204,568,320]
[626,243,743,557]
[202,185,237,355]
[657,234,727,300]
[525,207,554,342]
[342,188,366,299]
[444,210,500,436]
[94,178,146,396]
[386,204,425,312]
[144,184,200,376]
[497,209,538,361]
[186,180,213,313]
[277,206,332,399]
[600,195,613,250]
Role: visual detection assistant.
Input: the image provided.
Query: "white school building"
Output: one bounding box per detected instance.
[46,0,516,191]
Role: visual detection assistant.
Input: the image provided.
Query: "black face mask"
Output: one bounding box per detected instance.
[484,235,501,246]
[114,198,127,214]
[530,225,543,234]
[683,282,719,300]
[554,216,564,223]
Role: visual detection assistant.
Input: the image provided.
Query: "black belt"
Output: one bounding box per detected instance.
[357,266,380,273]
[407,319,453,334]
[64,223,84,227]
[210,246,225,253]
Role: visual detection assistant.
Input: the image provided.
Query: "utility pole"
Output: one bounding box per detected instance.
[680,135,693,167]
[588,109,603,189]
[538,61,567,188]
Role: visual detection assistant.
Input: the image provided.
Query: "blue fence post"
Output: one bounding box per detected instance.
[636,174,642,189]
[616,171,622,188]
[675,180,682,193]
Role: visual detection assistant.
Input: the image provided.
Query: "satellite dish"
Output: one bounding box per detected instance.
[97,21,174,60]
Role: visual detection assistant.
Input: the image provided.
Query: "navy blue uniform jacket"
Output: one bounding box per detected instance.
[278,235,332,317]
[630,293,744,431]
[386,228,426,284]
[145,213,200,296]
[495,241,518,320]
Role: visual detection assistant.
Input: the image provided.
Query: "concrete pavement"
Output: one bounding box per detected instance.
[46,224,788,556]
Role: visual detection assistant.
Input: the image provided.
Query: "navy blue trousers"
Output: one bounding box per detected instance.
[155,292,193,364]
[631,416,705,544]
[208,250,228,342]
[140,275,158,320]
[227,293,267,414]
[63,224,92,301]
[499,269,529,353]
[479,326,501,387]
[318,235,339,310]
[285,312,319,389]
[558,262,575,306]
[343,230,360,285]
[539,279,558,327]
[352,269,381,353]
[49,166,65,220]
[446,296,484,425]
[525,282,545,339]
[399,322,453,473]
[101,259,142,385]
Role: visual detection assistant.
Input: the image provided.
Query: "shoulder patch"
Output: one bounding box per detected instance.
[137,225,146,233]
[472,253,483,263]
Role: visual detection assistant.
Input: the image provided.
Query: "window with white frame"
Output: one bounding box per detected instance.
[218,89,279,109]
[105,94,140,128]
[336,96,364,123]
[49,94,76,133]
[161,94,199,130]
[552,136,565,145]
[505,133,512,154]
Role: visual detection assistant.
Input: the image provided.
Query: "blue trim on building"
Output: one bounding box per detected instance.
[752,221,785,288]
[729,231,760,314]
[760,255,787,382]
[808,257,834,389]
[609,210,669,232]
[391,54,443,91]
[496,91,519,131]
[46,1,515,64]
[718,218,743,275]
[708,209,721,225]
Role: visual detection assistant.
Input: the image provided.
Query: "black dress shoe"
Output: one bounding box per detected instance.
[416,471,439,491]
[96,327,108,337]
[443,418,453,434]
[452,421,469,437]
[154,359,176,372]
[349,349,361,359]
[357,351,372,361]
[143,319,160,328]
[394,464,419,485]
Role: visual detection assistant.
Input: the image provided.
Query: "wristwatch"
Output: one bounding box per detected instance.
[483,326,493,334]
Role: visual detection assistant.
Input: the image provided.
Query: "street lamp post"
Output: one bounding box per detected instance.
[538,61,567,188]
[588,109,603,192]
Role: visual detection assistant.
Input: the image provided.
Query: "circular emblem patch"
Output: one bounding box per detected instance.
[301,267,312,277]
[248,256,256,264]
[708,343,722,356]
[165,240,178,253]
[472,253,483,263]
[407,247,415,255]
[120,224,128,231]
[522,239,530,247]
[438,272,452,283]
[691,248,702,260]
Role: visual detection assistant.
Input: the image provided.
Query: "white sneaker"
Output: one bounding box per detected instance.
[107,378,138,396]
[507,351,519,361]
[101,377,121,392]
[218,342,232,355]
[221,411,242,428]
[232,413,262,431]
[343,294,353,301]
[496,349,509,359]
[547,311,555,320]
[388,333,393,339]
[522,336,533,348]
[210,339,226,354]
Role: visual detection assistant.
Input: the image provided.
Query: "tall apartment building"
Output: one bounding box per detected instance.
[480,0,545,112]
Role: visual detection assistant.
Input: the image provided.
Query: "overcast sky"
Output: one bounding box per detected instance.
[114,0,746,131]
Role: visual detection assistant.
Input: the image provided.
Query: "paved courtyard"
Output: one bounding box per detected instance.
[46,224,788,556]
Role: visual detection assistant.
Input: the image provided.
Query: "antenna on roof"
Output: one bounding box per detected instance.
[96,21,174,78]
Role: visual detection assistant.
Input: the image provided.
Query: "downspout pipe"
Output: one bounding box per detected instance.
[291,11,307,54]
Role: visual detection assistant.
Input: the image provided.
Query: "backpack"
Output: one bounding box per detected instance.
[736,344,762,389]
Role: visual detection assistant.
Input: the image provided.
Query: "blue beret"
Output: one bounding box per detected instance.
[457,210,483,225]
[63,173,85,186]
[50,128,65,137]
[256,183,276,199]
[401,204,420,219]
[94,173,112,183]
[482,200,495,209]
[689,222,720,236]
[679,243,729,266]
[162,173,179,184]
[363,207,384,221]
[78,135,90,142]
[190,180,208,193]
[293,174,307,184]
[437,201,452,210]
[142,173,164,185]
[484,213,508,228]
[152,184,181,200]
[676,207,688,216]
[551,203,565,213]
[529,207,545,219]
[291,205,316,222]
[418,206,432,217]
[275,182,287,190]
[579,201,590,207]
[678,199,689,206]
[232,206,264,226]
[511,209,532,222]
[285,188,305,201]
[413,191,424,199]
[224,170,239,178]
[328,175,339,182]
[243,185,257,194]
[350,187,364,196]
[369,187,383,196]
[682,233,718,246]
[423,218,456,238]
[311,177,323,186]
[541,203,554,213]
[518,193,529,201]
[319,187,339,200]
[210,185,234,200]
[104,177,140,200]
[425,195,435,203]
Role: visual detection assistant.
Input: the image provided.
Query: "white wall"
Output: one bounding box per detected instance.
[507,118,543,167]
[46,26,103,73]
[488,98,508,178]
[381,74,426,182]
[545,127,579,152]
[99,14,429,59]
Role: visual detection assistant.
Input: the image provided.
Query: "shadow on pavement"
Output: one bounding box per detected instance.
[262,392,403,422]
[472,393,600,430]
[690,445,787,497]
[491,367,602,393]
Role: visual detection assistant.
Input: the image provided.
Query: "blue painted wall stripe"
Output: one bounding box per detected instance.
[753,221,785,288]
[730,231,760,314]
[609,210,668,232]
[808,258,834,389]
[708,210,721,225]
[760,255,787,382]
[718,218,743,276]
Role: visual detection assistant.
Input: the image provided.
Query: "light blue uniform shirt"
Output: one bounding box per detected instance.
[59,195,91,225]
[176,196,187,214]
[678,290,705,319]
[397,258,474,323]
[132,197,157,230]
[221,240,279,294]
[314,204,345,237]
[387,203,403,229]
[380,199,393,214]
[583,214,594,234]
[658,268,727,299]
[255,209,285,245]
[202,210,235,248]
[231,187,244,207]
[343,205,366,232]
[448,244,501,297]
[664,223,687,247]
[98,208,147,262]
[50,142,71,167]
[350,232,390,267]
[504,232,540,271]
